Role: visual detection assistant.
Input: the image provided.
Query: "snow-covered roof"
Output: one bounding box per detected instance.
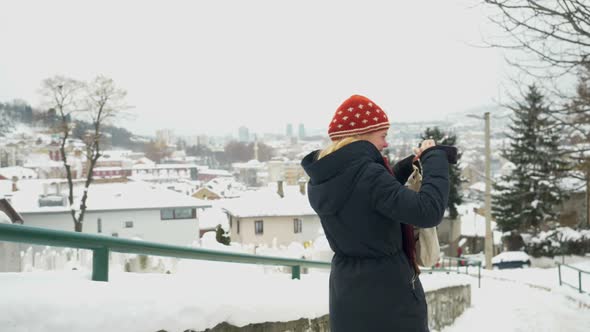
[100,150,134,161]
[197,167,232,177]
[6,180,209,214]
[0,166,37,179]
[93,167,123,172]
[135,157,156,166]
[23,153,63,168]
[200,177,246,198]
[132,163,195,170]
[220,184,315,218]
[151,180,200,196]
[232,160,266,170]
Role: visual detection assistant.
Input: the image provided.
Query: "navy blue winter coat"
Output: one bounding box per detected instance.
[301,140,449,332]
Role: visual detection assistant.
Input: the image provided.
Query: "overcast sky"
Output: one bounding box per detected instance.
[0,0,509,137]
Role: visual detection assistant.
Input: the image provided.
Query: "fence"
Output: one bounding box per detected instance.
[424,255,482,288]
[557,262,590,294]
[0,223,331,281]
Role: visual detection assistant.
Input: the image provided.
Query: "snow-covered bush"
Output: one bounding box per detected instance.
[524,227,590,257]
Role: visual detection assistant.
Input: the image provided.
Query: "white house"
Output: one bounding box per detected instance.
[5,180,210,246]
[220,182,322,247]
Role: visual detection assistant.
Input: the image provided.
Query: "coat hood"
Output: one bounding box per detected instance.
[301,140,385,215]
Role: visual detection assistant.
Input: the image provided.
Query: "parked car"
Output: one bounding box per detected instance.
[491,251,531,269]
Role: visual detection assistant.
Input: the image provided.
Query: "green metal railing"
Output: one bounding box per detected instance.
[0,223,331,282]
[424,256,482,288]
[557,262,590,294]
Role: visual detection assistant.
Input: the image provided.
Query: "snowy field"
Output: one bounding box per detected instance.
[0,257,589,332]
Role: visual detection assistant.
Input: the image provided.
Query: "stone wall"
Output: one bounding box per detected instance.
[157,284,471,332]
[426,285,471,331]
[0,241,23,272]
[198,316,330,332]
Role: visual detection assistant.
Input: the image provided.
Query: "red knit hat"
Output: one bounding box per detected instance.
[328,94,390,141]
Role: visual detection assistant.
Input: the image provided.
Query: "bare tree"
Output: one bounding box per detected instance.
[40,75,128,232]
[559,64,590,227]
[76,76,129,232]
[483,0,590,77]
[40,76,85,230]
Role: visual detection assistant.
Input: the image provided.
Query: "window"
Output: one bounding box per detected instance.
[255,220,263,235]
[174,208,193,219]
[97,218,102,233]
[160,209,174,220]
[237,219,240,234]
[160,208,196,220]
[124,221,134,228]
[294,218,302,234]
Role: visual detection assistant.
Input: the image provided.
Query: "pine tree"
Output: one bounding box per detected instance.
[492,85,568,232]
[420,127,463,219]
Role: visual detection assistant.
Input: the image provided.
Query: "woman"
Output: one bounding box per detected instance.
[301,94,450,332]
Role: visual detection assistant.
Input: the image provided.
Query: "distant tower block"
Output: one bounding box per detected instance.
[254,135,259,161]
[298,123,305,139]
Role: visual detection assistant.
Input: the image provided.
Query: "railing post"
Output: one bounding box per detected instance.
[291,265,301,280]
[579,271,582,293]
[92,247,109,282]
[478,263,481,288]
[558,263,562,286]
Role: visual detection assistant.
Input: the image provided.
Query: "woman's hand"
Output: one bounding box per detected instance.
[412,139,436,159]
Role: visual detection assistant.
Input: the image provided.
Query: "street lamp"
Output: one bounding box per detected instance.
[467,112,493,270]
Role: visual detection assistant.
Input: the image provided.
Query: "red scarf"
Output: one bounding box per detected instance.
[382,157,420,274]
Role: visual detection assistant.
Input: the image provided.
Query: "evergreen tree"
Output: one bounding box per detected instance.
[215,225,231,245]
[420,127,463,219]
[492,85,568,232]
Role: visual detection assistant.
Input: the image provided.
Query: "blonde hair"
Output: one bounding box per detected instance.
[317,137,360,160]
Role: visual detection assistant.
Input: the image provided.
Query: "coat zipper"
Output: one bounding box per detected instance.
[410,273,420,301]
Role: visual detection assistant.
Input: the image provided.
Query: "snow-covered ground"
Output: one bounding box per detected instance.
[0,257,589,332]
[439,261,590,332]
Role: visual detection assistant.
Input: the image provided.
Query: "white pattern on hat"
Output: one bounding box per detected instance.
[328,95,390,141]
